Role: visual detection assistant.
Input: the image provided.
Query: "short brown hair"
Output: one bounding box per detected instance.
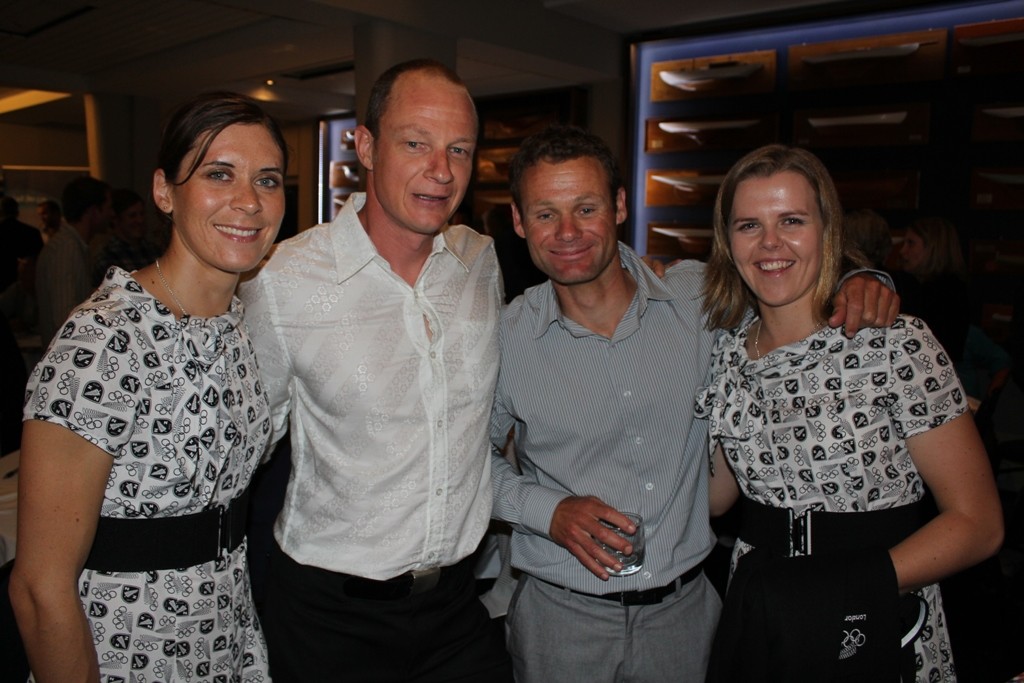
[508,124,622,213]
[904,216,965,281]
[364,58,474,138]
[844,208,891,269]
[702,144,865,330]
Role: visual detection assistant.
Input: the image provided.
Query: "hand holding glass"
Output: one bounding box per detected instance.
[600,512,644,576]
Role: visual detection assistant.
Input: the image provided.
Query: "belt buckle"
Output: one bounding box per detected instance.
[617,589,649,606]
[216,505,230,558]
[408,567,441,595]
[790,510,812,556]
[217,502,241,558]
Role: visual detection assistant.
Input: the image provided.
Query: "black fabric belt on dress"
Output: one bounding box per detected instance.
[541,562,705,606]
[738,497,926,557]
[83,487,250,572]
[339,555,472,601]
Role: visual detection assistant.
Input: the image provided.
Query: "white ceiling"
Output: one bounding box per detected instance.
[0,0,865,129]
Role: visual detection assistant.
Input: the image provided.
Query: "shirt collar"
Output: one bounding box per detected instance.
[331,192,471,284]
[530,242,674,339]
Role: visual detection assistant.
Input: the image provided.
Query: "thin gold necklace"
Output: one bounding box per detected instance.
[155,259,189,317]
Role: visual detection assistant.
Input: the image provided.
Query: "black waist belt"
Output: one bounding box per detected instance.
[542,561,704,606]
[83,488,250,572]
[739,497,925,557]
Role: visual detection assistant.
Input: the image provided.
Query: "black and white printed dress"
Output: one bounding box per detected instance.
[696,315,962,683]
[23,267,271,682]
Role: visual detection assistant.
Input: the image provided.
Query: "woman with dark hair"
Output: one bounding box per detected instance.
[11,91,287,680]
[696,145,1001,682]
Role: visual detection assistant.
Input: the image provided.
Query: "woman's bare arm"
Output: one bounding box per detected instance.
[889,413,1003,592]
[10,420,113,682]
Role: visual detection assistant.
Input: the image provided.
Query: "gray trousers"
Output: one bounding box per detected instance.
[506,572,721,683]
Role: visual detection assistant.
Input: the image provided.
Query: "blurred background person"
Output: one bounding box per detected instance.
[896,216,970,364]
[0,196,44,292]
[958,324,1011,403]
[34,199,62,244]
[34,176,112,344]
[91,187,163,285]
[843,207,891,271]
[11,91,288,681]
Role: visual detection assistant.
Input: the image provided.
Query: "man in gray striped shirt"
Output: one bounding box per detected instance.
[489,125,898,682]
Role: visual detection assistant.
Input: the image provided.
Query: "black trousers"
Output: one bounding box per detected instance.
[263,543,513,682]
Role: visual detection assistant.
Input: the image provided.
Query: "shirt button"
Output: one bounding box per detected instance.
[645,482,654,491]
[437,420,443,428]
[436,488,443,496]
[643,571,652,580]
[430,351,437,359]
[623,390,632,398]
[634,437,643,445]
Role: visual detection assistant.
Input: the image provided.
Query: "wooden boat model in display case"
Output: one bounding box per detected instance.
[646,114,776,152]
[793,103,929,147]
[645,170,726,207]
[788,29,946,89]
[650,50,775,101]
[953,16,1024,76]
[971,168,1024,209]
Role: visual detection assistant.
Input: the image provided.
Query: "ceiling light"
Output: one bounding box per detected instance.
[0,89,71,115]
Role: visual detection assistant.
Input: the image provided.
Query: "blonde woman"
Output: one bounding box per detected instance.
[697,145,1001,682]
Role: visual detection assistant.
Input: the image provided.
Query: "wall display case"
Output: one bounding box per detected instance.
[646,224,713,261]
[320,115,358,223]
[644,169,725,207]
[468,88,586,222]
[650,50,776,101]
[832,170,920,210]
[645,113,777,153]
[971,103,1024,141]
[971,168,1024,209]
[792,103,930,147]
[787,29,947,90]
[970,239,1024,275]
[629,1,1023,344]
[952,16,1024,76]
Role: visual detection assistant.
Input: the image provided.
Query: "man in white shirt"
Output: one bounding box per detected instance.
[240,59,512,681]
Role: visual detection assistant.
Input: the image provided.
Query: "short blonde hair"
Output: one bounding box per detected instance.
[702,144,865,330]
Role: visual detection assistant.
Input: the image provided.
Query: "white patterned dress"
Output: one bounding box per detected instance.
[23,267,271,682]
[696,315,964,683]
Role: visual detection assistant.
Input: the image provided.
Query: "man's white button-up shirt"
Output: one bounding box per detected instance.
[240,193,501,579]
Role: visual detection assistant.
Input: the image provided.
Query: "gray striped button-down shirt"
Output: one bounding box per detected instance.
[491,244,717,595]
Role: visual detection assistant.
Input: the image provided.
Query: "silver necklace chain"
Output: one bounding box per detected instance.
[754,318,824,359]
[155,258,189,317]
